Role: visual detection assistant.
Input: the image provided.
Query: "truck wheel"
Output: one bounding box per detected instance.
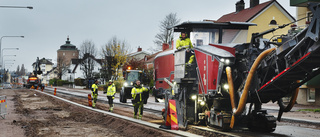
[119,92,123,103]
[205,115,210,126]
[123,95,127,103]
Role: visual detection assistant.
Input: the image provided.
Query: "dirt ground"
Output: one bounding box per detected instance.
[1,89,176,137]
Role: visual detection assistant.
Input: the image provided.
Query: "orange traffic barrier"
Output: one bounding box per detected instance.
[41,87,44,92]
[31,86,34,89]
[51,85,53,88]
[36,86,39,90]
[54,88,57,96]
[88,94,92,107]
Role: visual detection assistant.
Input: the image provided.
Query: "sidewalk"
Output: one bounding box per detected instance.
[262,102,320,125]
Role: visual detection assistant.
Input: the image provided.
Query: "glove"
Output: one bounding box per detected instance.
[112,96,115,99]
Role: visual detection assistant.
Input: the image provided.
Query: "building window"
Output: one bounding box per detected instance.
[307,11,312,23]
[307,88,316,102]
[73,53,75,56]
[63,53,65,56]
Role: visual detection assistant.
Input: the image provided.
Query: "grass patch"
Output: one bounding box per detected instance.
[298,108,320,112]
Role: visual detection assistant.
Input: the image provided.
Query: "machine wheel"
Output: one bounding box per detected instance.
[221,117,231,131]
[119,91,124,103]
[205,115,210,126]
[122,94,127,103]
[248,112,276,132]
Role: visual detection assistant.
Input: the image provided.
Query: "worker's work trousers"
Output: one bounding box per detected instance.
[107,96,114,111]
[133,101,144,119]
[92,93,98,108]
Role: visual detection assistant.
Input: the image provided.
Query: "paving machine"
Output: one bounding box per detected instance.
[24,57,45,90]
[161,3,320,132]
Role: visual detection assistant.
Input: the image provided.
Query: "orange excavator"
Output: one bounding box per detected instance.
[24,57,44,90]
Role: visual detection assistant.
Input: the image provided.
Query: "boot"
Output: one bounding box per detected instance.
[133,115,137,119]
[110,104,114,112]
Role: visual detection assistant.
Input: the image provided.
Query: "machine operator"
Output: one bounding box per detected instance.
[176,32,195,65]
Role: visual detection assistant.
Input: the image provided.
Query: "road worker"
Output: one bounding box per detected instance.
[91,80,99,108]
[131,80,148,119]
[104,80,116,112]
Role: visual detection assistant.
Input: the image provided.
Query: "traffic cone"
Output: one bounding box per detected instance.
[88,94,92,107]
[54,88,57,96]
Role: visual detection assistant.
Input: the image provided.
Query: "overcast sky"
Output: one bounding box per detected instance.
[0,0,296,72]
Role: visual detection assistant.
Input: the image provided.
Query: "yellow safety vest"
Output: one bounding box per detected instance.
[176,38,193,49]
[107,84,116,96]
[131,86,147,102]
[92,83,98,94]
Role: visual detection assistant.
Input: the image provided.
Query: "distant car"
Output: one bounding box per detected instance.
[3,83,12,89]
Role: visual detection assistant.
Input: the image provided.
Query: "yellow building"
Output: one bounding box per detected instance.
[217,0,295,42]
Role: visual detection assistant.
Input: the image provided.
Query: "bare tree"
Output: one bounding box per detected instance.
[56,55,69,79]
[20,64,26,76]
[102,36,129,81]
[154,13,180,48]
[16,65,20,76]
[79,40,97,84]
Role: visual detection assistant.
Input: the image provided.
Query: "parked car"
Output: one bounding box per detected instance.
[3,83,12,89]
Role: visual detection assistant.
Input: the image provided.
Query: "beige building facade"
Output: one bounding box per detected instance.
[57,37,79,67]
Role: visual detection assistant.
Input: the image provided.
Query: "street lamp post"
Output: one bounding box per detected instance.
[3,62,14,83]
[0,6,33,9]
[1,47,19,85]
[0,36,23,68]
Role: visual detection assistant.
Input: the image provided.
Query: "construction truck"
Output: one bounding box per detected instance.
[160,2,320,132]
[119,68,149,103]
[24,57,45,90]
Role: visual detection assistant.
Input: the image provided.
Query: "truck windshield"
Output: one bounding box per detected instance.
[126,71,140,82]
[190,28,219,46]
[190,28,249,46]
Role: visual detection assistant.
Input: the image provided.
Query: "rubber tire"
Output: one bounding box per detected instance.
[120,92,124,103]
[123,95,127,103]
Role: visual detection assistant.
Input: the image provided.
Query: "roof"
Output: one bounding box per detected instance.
[128,50,151,57]
[143,48,171,63]
[172,21,256,32]
[217,0,295,23]
[58,37,78,51]
[71,53,103,73]
[32,58,53,66]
